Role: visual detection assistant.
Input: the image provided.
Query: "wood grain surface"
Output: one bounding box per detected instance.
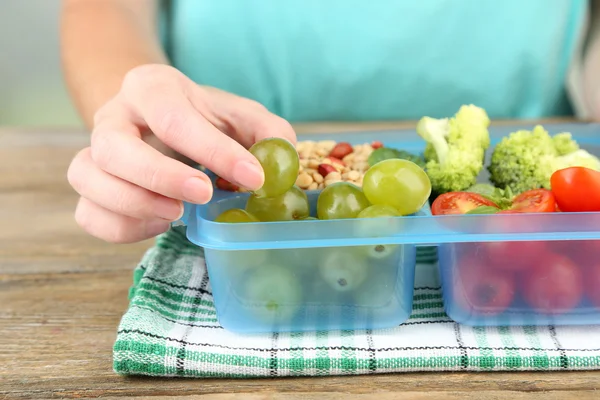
[1,123,598,399]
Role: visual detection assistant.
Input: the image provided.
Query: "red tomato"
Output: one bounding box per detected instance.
[551,167,600,212]
[431,192,499,215]
[215,177,239,192]
[522,252,584,314]
[509,189,556,213]
[552,240,600,266]
[484,241,548,272]
[453,255,516,315]
[583,262,600,308]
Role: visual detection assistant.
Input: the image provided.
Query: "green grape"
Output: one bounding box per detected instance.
[223,249,270,280]
[215,208,259,223]
[239,264,303,323]
[362,159,431,216]
[354,244,400,261]
[354,269,397,307]
[317,250,369,292]
[316,182,371,220]
[357,204,401,218]
[249,138,299,198]
[246,185,310,221]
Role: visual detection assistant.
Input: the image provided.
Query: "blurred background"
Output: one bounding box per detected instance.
[1,0,82,128]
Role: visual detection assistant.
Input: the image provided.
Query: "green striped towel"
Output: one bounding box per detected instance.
[113,227,600,377]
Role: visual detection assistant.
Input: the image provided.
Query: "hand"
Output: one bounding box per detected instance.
[67,64,296,243]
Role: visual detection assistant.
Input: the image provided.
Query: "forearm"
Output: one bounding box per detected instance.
[60,0,168,128]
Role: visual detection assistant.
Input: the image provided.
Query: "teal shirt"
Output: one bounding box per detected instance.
[163,0,588,122]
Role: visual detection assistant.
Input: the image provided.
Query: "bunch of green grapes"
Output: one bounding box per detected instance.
[215,137,310,222]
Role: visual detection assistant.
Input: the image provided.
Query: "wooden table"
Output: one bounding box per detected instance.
[2,123,599,400]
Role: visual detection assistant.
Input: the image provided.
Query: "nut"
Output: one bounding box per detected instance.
[318,140,337,152]
[308,182,319,191]
[315,147,329,157]
[329,142,353,159]
[342,153,355,163]
[300,159,309,168]
[371,141,383,149]
[354,153,368,163]
[347,170,360,181]
[312,172,324,183]
[295,172,313,189]
[354,161,369,172]
[308,159,320,169]
[318,163,337,177]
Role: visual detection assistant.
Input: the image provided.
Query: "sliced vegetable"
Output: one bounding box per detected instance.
[550,167,600,212]
[509,189,556,213]
[431,192,499,215]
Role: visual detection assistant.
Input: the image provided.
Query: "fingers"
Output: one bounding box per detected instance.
[195,87,298,148]
[68,147,184,221]
[91,103,213,204]
[119,65,265,191]
[74,197,170,244]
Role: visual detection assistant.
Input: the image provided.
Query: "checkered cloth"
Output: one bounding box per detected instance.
[113,226,600,377]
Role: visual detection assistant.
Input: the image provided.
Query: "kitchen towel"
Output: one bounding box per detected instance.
[113,226,600,377]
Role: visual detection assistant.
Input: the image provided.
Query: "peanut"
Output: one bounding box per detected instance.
[308,182,319,191]
[295,172,313,189]
[312,172,324,183]
[308,159,320,169]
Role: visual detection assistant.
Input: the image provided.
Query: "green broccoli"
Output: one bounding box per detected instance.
[488,125,600,194]
[416,104,491,194]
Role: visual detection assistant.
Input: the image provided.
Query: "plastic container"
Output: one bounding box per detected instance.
[177,123,600,333]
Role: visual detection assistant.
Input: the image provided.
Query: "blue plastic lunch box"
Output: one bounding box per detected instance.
[176,123,600,333]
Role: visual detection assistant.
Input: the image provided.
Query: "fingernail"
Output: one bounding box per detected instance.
[232,161,264,191]
[182,176,212,204]
[144,219,170,238]
[154,198,184,221]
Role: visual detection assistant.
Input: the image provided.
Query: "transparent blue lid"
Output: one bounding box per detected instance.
[177,122,600,250]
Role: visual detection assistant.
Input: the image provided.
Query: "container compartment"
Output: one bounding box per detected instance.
[205,244,415,333]
[177,123,600,332]
[439,239,600,326]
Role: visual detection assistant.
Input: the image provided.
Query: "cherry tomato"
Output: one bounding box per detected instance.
[484,240,548,272]
[522,252,584,314]
[431,192,499,215]
[453,254,516,315]
[551,167,600,212]
[552,240,600,265]
[583,262,600,308]
[509,189,556,213]
[216,177,239,192]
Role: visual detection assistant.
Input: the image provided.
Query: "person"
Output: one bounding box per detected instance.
[61,0,600,244]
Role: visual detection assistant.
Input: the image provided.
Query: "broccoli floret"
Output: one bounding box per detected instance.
[416,104,491,194]
[552,132,580,156]
[488,125,600,194]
